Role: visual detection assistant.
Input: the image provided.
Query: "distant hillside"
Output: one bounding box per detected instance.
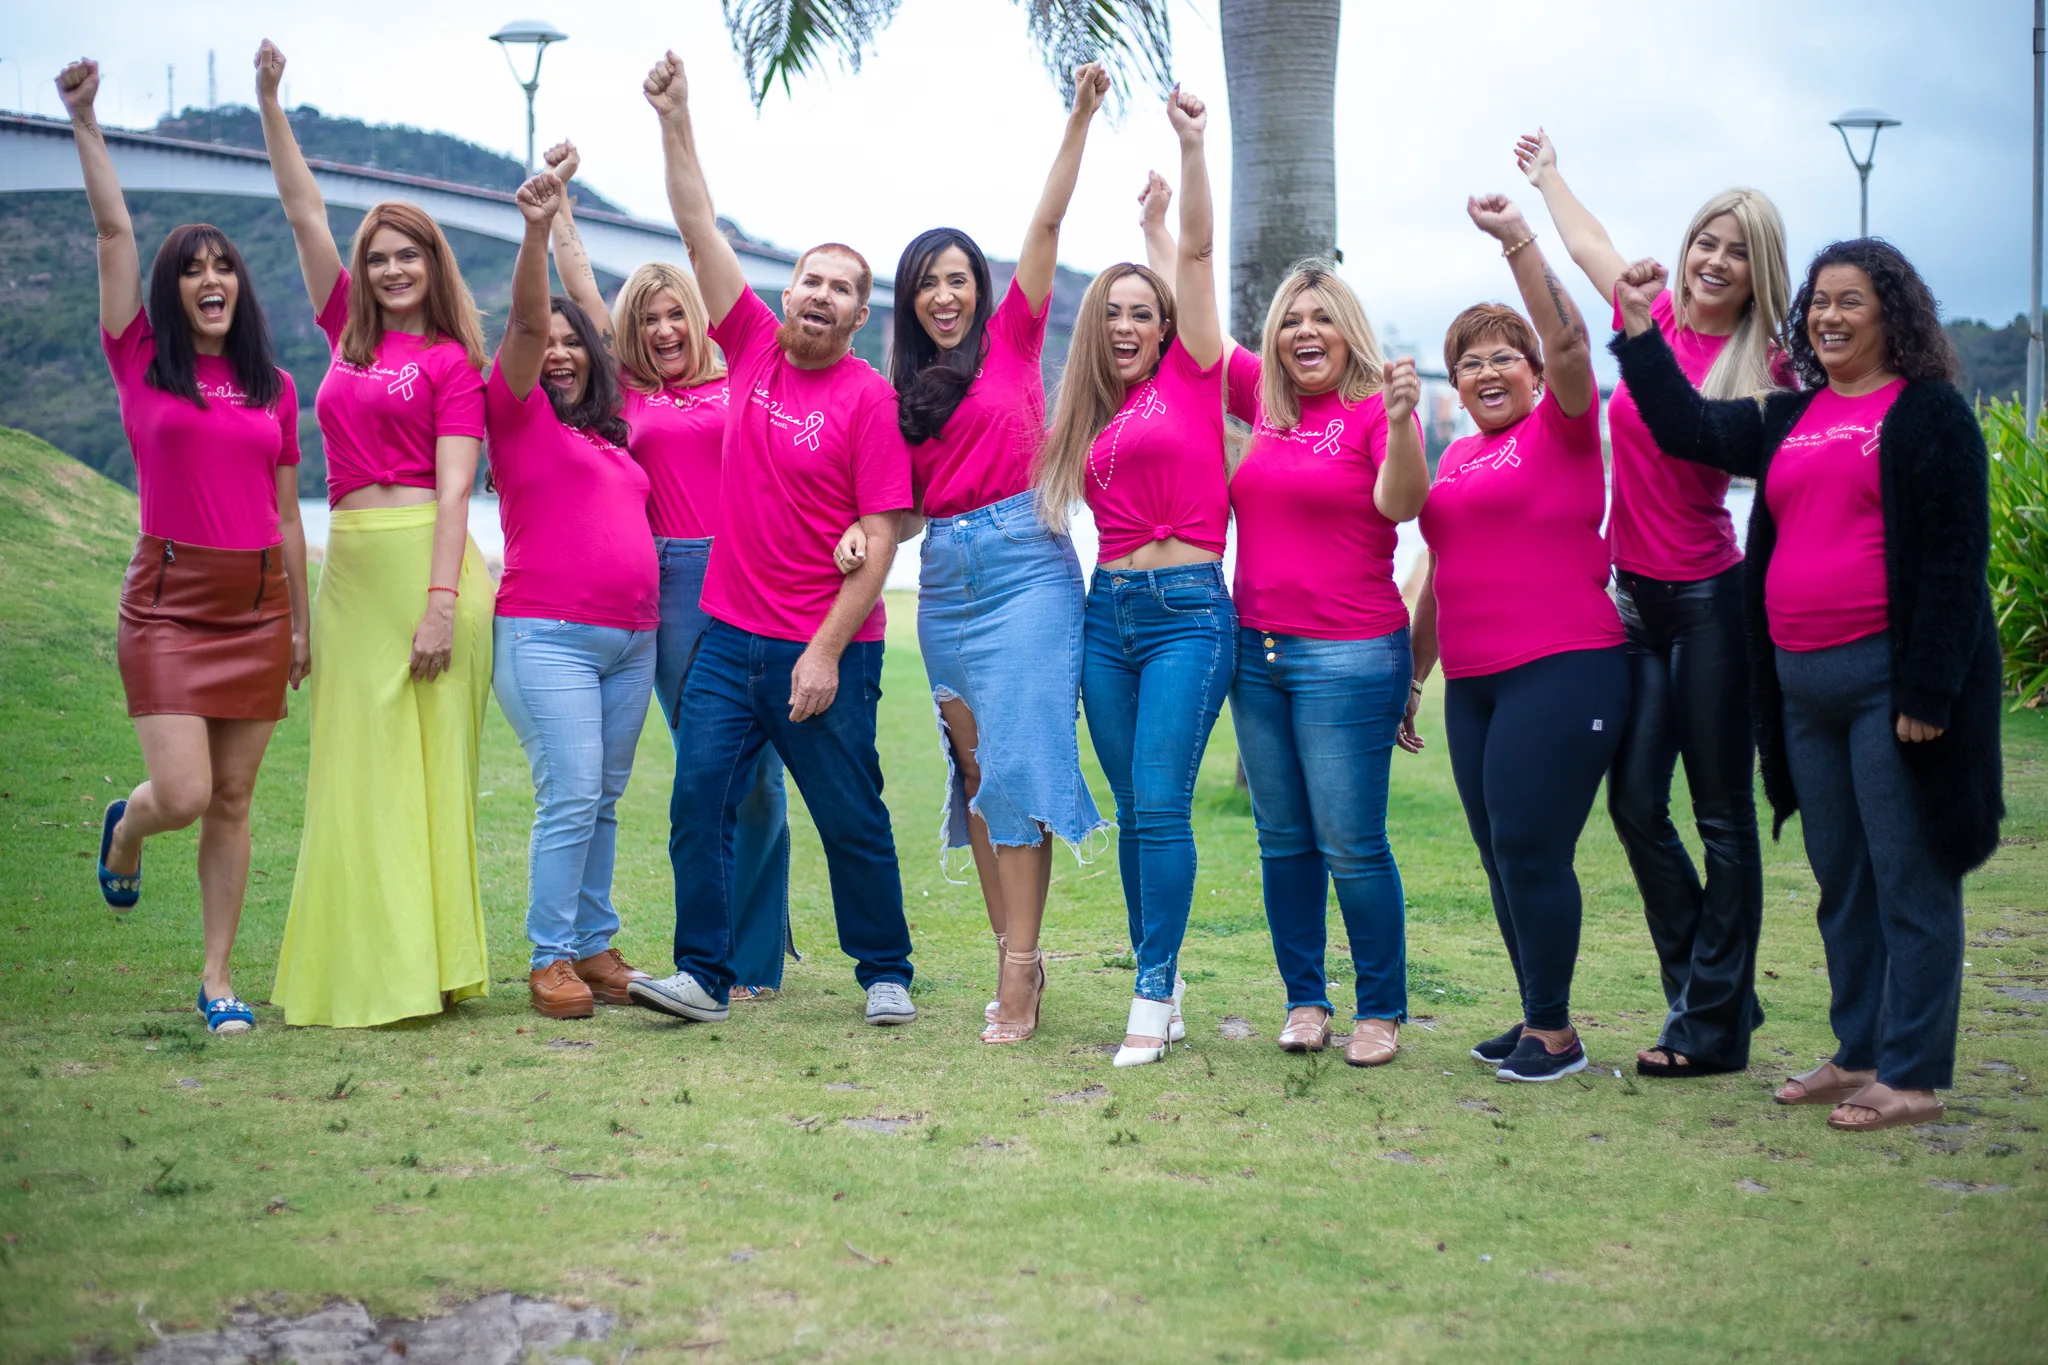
[153,104,624,215]
[1950,315,2027,406]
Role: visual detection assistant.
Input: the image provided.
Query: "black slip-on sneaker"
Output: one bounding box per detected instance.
[1496,1033,1588,1083]
[1469,1023,1526,1066]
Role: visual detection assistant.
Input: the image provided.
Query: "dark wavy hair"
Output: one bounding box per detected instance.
[548,295,630,447]
[891,228,995,445]
[1785,238,1959,390]
[144,224,282,409]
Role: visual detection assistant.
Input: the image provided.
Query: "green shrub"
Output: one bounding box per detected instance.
[1982,400,2048,708]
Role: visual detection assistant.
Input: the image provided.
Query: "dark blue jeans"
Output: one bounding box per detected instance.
[1233,626,1411,1020]
[1081,562,1236,1002]
[1777,632,1964,1090]
[668,620,912,1002]
[1444,647,1631,1031]
[656,538,792,988]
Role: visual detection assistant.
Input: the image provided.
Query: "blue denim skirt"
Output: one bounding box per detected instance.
[917,490,1107,862]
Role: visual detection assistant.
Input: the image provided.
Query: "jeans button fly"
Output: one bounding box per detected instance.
[1266,651,1277,662]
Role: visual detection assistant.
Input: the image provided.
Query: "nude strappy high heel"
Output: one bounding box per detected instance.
[984,932,1006,1023]
[981,949,1045,1045]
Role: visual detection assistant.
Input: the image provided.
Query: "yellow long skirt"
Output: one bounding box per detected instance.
[274,503,494,1026]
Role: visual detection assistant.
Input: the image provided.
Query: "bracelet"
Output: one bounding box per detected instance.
[1409,678,1425,694]
[1502,232,1537,259]
[427,585,459,598]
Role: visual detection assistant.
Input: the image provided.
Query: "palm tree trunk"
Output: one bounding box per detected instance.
[1219,0,1341,340]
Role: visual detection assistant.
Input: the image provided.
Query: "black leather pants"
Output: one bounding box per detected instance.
[1609,566,1766,1067]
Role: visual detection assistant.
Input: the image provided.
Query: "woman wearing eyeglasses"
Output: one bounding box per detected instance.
[1409,194,1629,1084]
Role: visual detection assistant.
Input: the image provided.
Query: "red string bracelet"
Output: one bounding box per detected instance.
[427,585,459,597]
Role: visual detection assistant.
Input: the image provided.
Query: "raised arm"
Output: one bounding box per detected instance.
[1013,63,1108,310]
[1375,357,1431,523]
[57,62,140,334]
[254,40,343,312]
[1469,194,1594,419]
[644,51,745,327]
[499,174,562,400]
[540,140,615,355]
[1166,88,1222,369]
[1611,262,1768,479]
[1138,171,1175,282]
[1515,128,1626,308]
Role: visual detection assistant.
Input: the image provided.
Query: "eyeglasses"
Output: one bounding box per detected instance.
[1454,350,1528,379]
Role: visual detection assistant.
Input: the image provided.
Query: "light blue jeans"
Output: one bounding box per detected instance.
[494,616,656,970]
[1231,627,1411,1019]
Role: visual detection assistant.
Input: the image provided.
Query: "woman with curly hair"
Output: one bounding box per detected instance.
[1614,239,2003,1132]
[488,173,662,1020]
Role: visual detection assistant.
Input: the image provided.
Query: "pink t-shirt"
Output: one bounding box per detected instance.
[101,309,299,551]
[1764,380,1902,653]
[1418,388,1623,678]
[484,361,658,631]
[1084,337,1230,563]
[913,278,1048,518]
[313,270,485,507]
[701,290,913,643]
[1225,347,1415,640]
[1605,290,1742,581]
[620,377,728,539]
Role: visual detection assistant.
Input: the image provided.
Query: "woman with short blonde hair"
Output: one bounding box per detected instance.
[1519,129,1790,1080]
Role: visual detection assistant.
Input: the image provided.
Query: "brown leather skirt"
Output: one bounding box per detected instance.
[117,534,292,720]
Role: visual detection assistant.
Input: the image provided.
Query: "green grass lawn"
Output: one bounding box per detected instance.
[2,425,2044,1362]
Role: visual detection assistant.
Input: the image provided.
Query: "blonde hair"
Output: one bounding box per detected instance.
[1034,263,1175,522]
[1257,261,1385,433]
[611,262,724,394]
[341,201,486,371]
[1674,188,1790,401]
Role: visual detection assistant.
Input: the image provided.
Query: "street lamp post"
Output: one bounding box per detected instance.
[1830,107,1902,238]
[490,19,567,175]
[2029,0,2044,435]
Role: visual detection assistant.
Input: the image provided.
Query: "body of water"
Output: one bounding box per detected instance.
[297,482,1755,597]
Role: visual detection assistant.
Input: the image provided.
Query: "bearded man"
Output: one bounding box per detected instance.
[629,50,917,1027]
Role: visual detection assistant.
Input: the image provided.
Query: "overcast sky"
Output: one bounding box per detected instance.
[9,1,2035,377]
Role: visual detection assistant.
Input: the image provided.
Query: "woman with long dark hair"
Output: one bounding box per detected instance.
[1519,129,1789,1078]
[63,58,311,1035]
[489,173,662,1020]
[256,41,496,1027]
[1410,195,1629,1084]
[546,140,793,1003]
[835,65,1111,1043]
[1614,239,2002,1131]
[1035,87,1230,1067]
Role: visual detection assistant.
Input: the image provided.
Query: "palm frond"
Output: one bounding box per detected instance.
[721,0,905,110]
[1014,0,1174,108]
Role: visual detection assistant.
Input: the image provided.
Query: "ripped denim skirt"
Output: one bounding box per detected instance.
[917,489,1108,869]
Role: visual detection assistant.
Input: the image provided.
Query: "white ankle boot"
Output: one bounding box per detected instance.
[1113,996,1176,1068]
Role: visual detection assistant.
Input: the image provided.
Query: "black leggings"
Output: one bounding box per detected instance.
[1608,567,1765,1066]
[1444,648,1630,1030]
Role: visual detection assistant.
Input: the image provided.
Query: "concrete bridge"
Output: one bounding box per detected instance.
[0,111,895,309]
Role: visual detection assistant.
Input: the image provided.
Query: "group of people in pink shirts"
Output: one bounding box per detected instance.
[70,43,2000,1136]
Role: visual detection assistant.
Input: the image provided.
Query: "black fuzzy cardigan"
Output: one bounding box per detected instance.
[1610,326,2004,877]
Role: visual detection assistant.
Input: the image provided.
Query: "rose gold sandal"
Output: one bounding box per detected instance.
[1344,1018,1400,1067]
[1278,1006,1332,1053]
[1773,1061,1876,1106]
[981,949,1044,1045]
[984,932,1006,1024]
[1826,1082,1944,1132]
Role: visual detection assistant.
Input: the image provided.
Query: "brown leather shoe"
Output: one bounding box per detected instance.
[571,947,649,1006]
[530,960,595,1019]
[1344,1018,1399,1067]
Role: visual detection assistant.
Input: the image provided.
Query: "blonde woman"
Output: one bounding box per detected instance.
[258,40,494,1027]
[545,142,793,1002]
[1039,87,1229,1068]
[1220,263,1430,1066]
[1518,130,1789,1079]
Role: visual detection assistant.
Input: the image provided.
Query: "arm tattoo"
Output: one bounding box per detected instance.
[1540,263,1585,343]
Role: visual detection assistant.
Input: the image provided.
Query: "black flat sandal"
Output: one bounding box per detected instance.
[1635,1045,1744,1079]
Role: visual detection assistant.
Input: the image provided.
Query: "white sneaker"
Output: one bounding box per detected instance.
[865,981,917,1026]
[1113,996,1176,1068]
[628,970,729,1023]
